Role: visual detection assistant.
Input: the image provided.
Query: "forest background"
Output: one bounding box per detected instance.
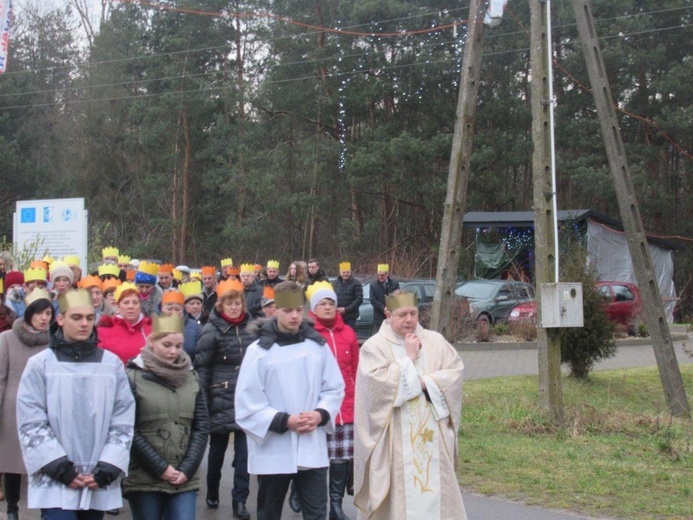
[1,1,692,316]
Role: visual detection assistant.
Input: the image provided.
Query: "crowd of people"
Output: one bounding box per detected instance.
[0,247,466,520]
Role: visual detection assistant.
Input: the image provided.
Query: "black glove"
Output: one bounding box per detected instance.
[92,461,122,488]
[41,456,79,487]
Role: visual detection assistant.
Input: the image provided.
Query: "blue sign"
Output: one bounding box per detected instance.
[20,207,36,223]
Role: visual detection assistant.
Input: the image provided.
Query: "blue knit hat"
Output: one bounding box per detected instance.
[135,271,157,285]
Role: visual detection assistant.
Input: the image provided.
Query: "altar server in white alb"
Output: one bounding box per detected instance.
[16,289,135,520]
[235,281,345,520]
[354,291,466,520]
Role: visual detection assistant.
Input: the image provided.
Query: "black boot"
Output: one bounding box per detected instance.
[4,473,20,520]
[232,501,250,520]
[288,481,301,513]
[206,494,220,509]
[329,460,351,520]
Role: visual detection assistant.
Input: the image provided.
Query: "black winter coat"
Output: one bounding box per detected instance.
[331,276,364,321]
[243,282,263,318]
[369,277,400,328]
[194,310,257,434]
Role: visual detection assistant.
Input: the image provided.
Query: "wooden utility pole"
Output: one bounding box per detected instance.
[530,0,563,419]
[572,0,689,417]
[430,0,486,336]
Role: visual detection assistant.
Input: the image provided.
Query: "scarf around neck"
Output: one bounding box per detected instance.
[140,344,191,387]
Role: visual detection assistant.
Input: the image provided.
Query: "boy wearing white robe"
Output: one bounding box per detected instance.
[16,289,135,520]
[235,281,345,520]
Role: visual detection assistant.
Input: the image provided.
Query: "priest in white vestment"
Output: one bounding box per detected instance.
[354,291,467,520]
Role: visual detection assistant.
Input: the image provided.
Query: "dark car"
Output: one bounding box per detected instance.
[508,281,642,329]
[354,279,437,340]
[454,279,535,328]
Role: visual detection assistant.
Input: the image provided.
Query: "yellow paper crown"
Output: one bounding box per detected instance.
[386,291,417,311]
[172,269,183,281]
[98,264,121,278]
[305,280,334,301]
[118,255,131,264]
[25,287,51,306]
[221,257,234,268]
[152,314,185,334]
[42,255,55,265]
[50,261,70,274]
[216,278,244,298]
[102,246,119,258]
[190,271,202,280]
[339,261,351,271]
[114,281,138,303]
[180,280,203,301]
[24,267,47,283]
[63,255,81,267]
[266,259,280,269]
[138,261,159,276]
[79,275,103,290]
[0,278,3,294]
[58,289,93,313]
[377,263,390,273]
[240,263,255,274]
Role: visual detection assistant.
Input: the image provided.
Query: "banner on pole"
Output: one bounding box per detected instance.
[0,0,12,74]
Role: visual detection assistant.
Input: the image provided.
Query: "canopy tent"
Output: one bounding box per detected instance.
[463,209,682,321]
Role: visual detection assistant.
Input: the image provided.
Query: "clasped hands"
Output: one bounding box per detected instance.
[287,411,322,433]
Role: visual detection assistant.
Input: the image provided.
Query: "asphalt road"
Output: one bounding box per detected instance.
[5,334,691,520]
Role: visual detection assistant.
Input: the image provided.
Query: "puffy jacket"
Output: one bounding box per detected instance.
[122,356,209,495]
[243,283,263,318]
[369,277,400,327]
[194,309,257,433]
[97,314,153,364]
[183,315,201,362]
[309,312,359,425]
[331,276,364,322]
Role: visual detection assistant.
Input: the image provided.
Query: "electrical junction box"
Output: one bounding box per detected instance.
[540,283,584,328]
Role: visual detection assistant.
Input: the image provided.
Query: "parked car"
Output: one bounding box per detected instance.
[454,279,535,328]
[354,279,437,340]
[508,281,642,330]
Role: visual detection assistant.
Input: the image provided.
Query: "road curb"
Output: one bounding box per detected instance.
[454,333,689,352]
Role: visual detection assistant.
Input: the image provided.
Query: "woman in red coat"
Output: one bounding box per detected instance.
[307,281,359,520]
[97,282,153,364]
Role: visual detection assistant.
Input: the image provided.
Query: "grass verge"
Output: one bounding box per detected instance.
[457,366,692,519]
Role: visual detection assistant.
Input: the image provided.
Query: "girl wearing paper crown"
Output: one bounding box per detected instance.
[306,281,359,520]
[0,288,53,520]
[122,315,209,520]
[97,282,153,365]
[160,289,201,363]
[193,278,257,519]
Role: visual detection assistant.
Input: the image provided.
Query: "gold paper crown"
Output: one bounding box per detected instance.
[152,314,185,334]
[24,267,47,283]
[180,280,203,301]
[42,255,55,265]
[275,288,305,309]
[266,259,280,269]
[80,275,103,290]
[58,289,93,313]
[0,278,3,294]
[221,257,234,268]
[172,269,183,281]
[386,291,417,311]
[102,246,119,258]
[377,263,390,273]
[30,260,48,270]
[114,281,138,303]
[118,255,131,264]
[158,263,174,274]
[339,261,351,271]
[98,264,121,278]
[216,278,244,298]
[25,287,51,306]
[240,263,255,274]
[63,255,81,267]
[102,278,122,293]
[190,271,202,280]
[305,280,334,301]
[200,266,216,276]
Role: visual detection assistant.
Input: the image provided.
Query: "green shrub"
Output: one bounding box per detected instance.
[559,248,617,379]
[637,322,649,338]
[493,322,510,336]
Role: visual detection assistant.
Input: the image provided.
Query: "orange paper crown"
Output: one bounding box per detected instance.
[200,266,216,276]
[216,278,244,298]
[263,285,275,299]
[158,263,174,274]
[162,290,185,305]
[79,275,103,290]
[102,278,122,293]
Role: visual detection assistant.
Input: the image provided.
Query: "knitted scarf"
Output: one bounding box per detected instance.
[140,344,191,388]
